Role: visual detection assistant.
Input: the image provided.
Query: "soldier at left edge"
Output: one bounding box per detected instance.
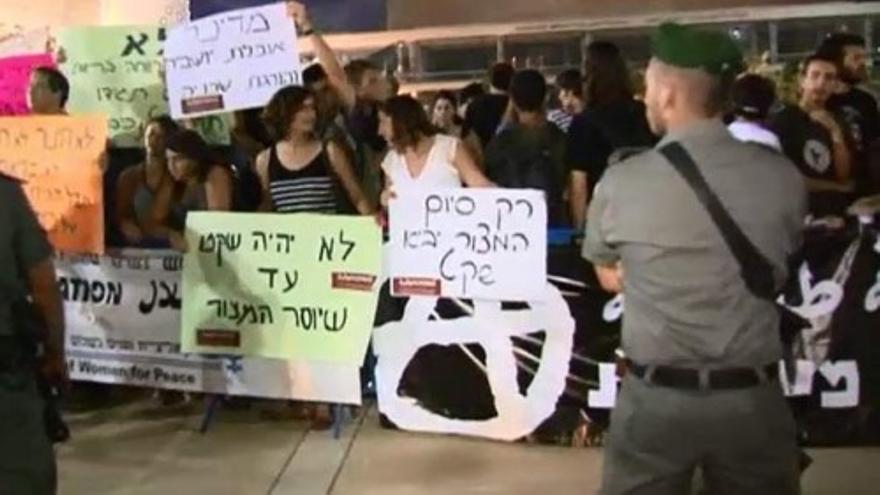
[0,173,68,494]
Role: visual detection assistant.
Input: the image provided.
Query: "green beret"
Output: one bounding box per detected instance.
[652,22,744,77]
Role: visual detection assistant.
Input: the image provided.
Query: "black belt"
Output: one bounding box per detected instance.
[625,359,779,391]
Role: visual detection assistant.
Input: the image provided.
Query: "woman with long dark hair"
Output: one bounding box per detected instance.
[377,95,493,421]
[431,90,464,137]
[256,85,372,215]
[567,41,655,228]
[151,129,235,251]
[379,95,491,208]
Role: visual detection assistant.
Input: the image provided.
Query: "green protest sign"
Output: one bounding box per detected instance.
[59,26,168,148]
[191,113,233,146]
[181,212,383,364]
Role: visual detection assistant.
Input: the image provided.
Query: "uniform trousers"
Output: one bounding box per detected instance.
[0,372,56,495]
[601,373,800,495]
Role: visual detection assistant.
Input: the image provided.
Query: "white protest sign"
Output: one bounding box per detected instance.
[58,250,361,405]
[0,26,51,57]
[389,188,547,301]
[164,2,300,119]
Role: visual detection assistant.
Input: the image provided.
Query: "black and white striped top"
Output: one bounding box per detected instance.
[268,143,337,214]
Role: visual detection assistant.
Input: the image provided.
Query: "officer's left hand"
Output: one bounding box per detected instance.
[595,262,624,294]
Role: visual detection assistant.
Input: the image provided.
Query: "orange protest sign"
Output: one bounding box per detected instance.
[0,116,107,253]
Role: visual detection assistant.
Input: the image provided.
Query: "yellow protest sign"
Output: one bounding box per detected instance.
[0,116,107,253]
[59,26,167,148]
[181,212,383,363]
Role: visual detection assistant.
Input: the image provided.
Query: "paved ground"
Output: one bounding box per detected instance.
[57,394,880,494]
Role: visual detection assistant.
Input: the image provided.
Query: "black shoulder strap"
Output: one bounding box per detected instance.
[658,142,778,300]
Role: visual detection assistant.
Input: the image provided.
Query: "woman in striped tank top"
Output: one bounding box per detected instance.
[256,86,372,216]
[254,85,371,427]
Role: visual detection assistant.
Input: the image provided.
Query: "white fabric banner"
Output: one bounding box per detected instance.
[59,249,361,405]
[388,188,548,301]
[164,2,300,119]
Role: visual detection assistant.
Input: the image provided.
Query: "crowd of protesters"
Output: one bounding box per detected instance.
[26,7,880,257]
[16,1,880,430]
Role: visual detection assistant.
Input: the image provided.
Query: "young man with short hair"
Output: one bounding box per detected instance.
[820,33,880,155]
[484,70,570,227]
[769,53,855,217]
[548,69,584,133]
[27,66,69,115]
[463,62,515,149]
[728,74,781,151]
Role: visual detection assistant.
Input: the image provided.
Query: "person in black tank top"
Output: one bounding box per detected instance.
[266,141,337,213]
[254,85,373,428]
[256,86,372,216]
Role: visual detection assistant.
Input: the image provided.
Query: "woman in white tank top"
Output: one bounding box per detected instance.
[378,96,492,206]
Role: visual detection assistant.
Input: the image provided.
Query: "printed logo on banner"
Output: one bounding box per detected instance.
[391,277,441,297]
[331,272,377,292]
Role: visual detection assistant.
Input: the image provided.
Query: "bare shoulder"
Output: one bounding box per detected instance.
[207,164,233,183]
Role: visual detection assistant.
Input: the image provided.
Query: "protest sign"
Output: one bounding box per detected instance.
[101,0,190,27]
[181,213,382,363]
[0,115,106,253]
[60,250,362,404]
[0,53,54,115]
[0,26,51,58]
[59,26,168,148]
[388,189,548,301]
[164,2,301,119]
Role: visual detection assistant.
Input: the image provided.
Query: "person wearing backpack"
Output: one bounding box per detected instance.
[584,23,806,494]
[484,70,571,228]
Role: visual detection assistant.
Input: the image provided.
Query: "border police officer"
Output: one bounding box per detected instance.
[584,23,806,494]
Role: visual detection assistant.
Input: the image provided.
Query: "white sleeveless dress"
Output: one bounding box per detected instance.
[381,134,462,190]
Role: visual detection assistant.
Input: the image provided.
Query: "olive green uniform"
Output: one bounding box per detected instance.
[0,176,56,494]
[583,23,808,495]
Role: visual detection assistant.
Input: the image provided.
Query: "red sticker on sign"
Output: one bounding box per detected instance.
[332,272,377,291]
[392,277,441,296]
[196,329,240,348]
[182,94,225,115]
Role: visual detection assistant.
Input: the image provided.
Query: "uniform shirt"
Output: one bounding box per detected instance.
[565,99,654,192]
[582,120,806,368]
[0,176,53,337]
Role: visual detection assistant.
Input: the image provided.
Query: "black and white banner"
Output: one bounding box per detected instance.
[374,226,880,445]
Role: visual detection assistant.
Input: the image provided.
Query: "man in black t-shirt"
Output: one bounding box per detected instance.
[463,62,515,149]
[768,53,855,217]
[819,33,880,160]
[485,70,570,227]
